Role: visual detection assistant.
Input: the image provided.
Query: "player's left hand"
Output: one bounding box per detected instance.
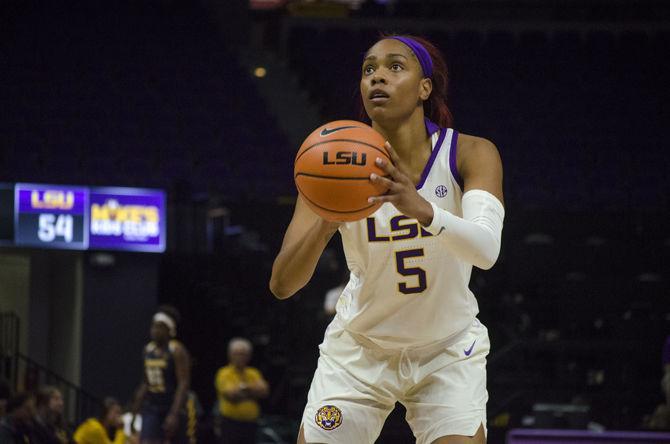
[368,142,433,225]
[162,412,179,438]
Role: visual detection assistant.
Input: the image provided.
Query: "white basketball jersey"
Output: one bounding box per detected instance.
[335,128,478,348]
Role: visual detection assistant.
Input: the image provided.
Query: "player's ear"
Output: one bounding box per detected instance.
[419,78,432,101]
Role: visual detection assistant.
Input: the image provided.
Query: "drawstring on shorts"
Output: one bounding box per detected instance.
[399,348,413,379]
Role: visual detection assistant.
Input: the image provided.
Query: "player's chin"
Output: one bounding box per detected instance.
[367,109,398,128]
[364,104,392,121]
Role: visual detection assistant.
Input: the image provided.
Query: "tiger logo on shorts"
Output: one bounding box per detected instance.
[315,405,343,431]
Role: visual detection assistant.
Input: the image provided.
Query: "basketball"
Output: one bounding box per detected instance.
[294,120,391,222]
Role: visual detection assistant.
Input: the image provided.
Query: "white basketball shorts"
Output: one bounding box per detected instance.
[301,318,489,444]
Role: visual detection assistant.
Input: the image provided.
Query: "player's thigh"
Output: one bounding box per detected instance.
[431,424,486,444]
[139,410,165,442]
[301,354,394,443]
[404,321,490,444]
[302,396,392,443]
[298,424,326,444]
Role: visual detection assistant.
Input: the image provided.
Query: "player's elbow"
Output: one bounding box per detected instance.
[474,243,501,270]
[269,277,295,300]
[475,257,496,270]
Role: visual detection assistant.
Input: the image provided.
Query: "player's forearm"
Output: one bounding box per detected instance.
[131,384,147,415]
[422,190,504,270]
[270,221,338,299]
[168,382,189,417]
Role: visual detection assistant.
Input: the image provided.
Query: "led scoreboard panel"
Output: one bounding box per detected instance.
[7,183,165,252]
[15,184,88,249]
[89,188,165,252]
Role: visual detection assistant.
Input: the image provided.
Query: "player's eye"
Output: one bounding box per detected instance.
[363,65,375,75]
[390,63,403,71]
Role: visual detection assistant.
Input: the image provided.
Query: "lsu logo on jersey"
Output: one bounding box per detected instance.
[315,405,342,431]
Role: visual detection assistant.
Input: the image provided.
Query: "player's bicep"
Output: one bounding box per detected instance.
[173,345,191,385]
[460,138,504,205]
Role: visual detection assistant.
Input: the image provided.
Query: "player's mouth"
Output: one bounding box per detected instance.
[368,89,390,104]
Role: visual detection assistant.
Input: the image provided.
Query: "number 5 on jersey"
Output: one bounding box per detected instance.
[395,249,427,294]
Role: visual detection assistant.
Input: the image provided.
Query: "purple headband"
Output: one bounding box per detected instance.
[388,36,433,78]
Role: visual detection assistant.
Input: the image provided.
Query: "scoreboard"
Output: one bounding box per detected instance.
[16,184,88,249]
[0,183,165,253]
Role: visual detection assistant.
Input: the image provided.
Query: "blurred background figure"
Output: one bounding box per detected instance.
[33,385,70,444]
[214,338,269,444]
[184,391,203,444]
[132,305,191,444]
[0,392,36,444]
[322,270,349,318]
[73,397,126,444]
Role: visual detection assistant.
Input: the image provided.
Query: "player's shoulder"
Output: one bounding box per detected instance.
[455,133,501,169]
[169,340,190,358]
[456,133,498,155]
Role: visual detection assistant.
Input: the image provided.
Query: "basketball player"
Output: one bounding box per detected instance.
[270,34,504,444]
[132,305,192,444]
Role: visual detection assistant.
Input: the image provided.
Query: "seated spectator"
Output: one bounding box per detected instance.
[214,338,269,444]
[73,397,126,444]
[33,385,70,444]
[0,392,36,444]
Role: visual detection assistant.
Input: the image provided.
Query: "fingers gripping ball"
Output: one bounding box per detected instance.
[294,120,391,222]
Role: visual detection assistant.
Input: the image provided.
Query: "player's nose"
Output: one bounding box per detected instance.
[371,71,387,85]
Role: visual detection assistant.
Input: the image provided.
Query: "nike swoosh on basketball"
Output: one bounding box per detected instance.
[464,340,476,356]
[320,125,358,136]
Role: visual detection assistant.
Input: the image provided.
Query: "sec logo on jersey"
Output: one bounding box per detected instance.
[315,405,343,431]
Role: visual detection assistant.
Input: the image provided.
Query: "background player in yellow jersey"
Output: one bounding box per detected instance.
[271,34,504,444]
[73,397,126,444]
[214,337,269,444]
[132,305,192,444]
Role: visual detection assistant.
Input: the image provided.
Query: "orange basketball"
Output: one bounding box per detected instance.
[294,120,390,222]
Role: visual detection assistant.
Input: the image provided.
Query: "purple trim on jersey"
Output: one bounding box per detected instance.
[663,335,670,366]
[449,130,464,191]
[425,118,440,137]
[415,128,447,190]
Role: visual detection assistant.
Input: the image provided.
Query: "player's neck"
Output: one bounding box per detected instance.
[375,111,432,177]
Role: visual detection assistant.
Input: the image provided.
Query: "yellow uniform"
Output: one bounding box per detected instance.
[73,418,125,444]
[214,365,264,422]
